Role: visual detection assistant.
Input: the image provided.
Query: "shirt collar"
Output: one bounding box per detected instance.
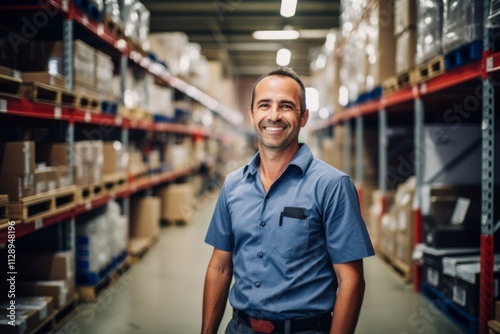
[243,143,313,177]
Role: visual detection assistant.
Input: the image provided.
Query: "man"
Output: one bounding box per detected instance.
[202,66,374,334]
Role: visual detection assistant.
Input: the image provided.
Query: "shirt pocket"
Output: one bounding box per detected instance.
[274,207,310,258]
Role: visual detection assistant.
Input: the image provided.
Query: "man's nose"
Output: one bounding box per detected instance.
[267,106,281,121]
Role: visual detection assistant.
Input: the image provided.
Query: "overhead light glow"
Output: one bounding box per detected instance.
[276,48,291,66]
[280,0,297,18]
[252,30,299,40]
[305,87,319,112]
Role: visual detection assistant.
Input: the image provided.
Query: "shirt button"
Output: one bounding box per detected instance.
[254,282,261,288]
[259,221,266,227]
[257,252,263,258]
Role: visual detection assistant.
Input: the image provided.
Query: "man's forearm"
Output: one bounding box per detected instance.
[329,279,365,334]
[201,265,232,334]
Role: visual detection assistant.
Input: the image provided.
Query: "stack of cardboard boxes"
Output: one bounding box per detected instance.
[394,0,417,75]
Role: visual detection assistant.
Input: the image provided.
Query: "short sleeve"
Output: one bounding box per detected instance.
[323,176,375,263]
[204,182,234,252]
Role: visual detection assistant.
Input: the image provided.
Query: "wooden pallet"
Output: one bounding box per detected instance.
[74,92,100,112]
[414,55,445,83]
[0,73,22,98]
[32,294,79,334]
[8,185,77,223]
[377,251,413,283]
[19,81,62,104]
[102,172,127,194]
[382,70,417,94]
[128,236,158,262]
[103,13,124,39]
[76,182,106,204]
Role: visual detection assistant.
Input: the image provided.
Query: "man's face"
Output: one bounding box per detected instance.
[249,75,309,151]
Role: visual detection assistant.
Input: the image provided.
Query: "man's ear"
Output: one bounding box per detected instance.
[301,109,309,127]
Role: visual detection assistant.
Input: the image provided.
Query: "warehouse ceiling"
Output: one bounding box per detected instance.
[141,0,341,77]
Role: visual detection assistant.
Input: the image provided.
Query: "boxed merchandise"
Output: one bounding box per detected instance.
[17,280,74,309]
[15,251,74,281]
[0,308,39,334]
[45,166,73,189]
[0,174,35,200]
[416,0,443,65]
[21,71,66,89]
[423,224,479,249]
[394,232,413,265]
[95,50,115,98]
[395,29,417,74]
[379,212,397,258]
[0,296,54,324]
[453,261,500,316]
[130,196,160,239]
[104,0,122,26]
[0,141,36,175]
[77,213,112,273]
[157,183,193,223]
[36,143,68,166]
[102,141,128,175]
[34,169,47,194]
[394,0,417,35]
[442,0,483,53]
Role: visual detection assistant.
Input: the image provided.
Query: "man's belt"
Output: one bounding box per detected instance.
[234,309,332,333]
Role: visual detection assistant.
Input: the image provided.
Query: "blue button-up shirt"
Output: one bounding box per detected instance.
[205,144,374,320]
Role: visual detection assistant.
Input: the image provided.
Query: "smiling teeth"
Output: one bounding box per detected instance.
[266,127,283,130]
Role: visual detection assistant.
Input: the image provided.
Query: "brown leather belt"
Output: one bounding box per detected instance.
[234,309,332,333]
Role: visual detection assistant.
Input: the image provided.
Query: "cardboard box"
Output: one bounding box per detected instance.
[34,168,47,194]
[0,174,35,200]
[0,308,38,334]
[0,141,36,175]
[102,141,128,175]
[394,232,413,265]
[36,143,68,166]
[15,251,74,281]
[21,71,66,89]
[453,261,500,316]
[157,183,193,223]
[423,224,479,249]
[17,280,74,309]
[130,197,160,239]
[395,29,417,74]
[394,0,417,35]
[0,296,54,324]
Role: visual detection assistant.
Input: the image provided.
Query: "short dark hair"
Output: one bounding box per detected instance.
[250,66,307,115]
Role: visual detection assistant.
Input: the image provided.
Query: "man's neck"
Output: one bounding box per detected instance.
[258,143,300,192]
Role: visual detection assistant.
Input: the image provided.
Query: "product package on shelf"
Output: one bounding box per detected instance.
[394,0,417,36]
[490,0,500,27]
[0,141,36,200]
[442,0,483,54]
[104,0,123,32]
[120,0,150,51]
[129,197,160,256]
[149,32,189,76]
[416,0,443,65]
[396,29,417,74]
[155,182,193,225]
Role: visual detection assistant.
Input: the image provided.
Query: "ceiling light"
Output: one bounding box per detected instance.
[276,48,291,66]
[252,30,299,40]
[280,0,297,18]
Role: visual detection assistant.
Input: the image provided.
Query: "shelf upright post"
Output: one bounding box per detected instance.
[413,95,424,292]
[63,12,76,289]
[120,54,130,219]
[480,0,495,331]
[378,109,387,213]
[356,116,364,213]
[344,120,352,178]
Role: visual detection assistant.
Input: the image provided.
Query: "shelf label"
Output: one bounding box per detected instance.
[487,57,493,72]
[12,70,21,80]
[82,15,88,26]
[97,24,104,36]
[54,106,62,119]
[85,112,91,123]
[0,99,6,113]
[420,83,427,95]
[62,0,69,12]
[85,200,92,211]
[34,218,43,230]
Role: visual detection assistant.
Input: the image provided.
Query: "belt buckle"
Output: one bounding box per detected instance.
[250,318,275,333]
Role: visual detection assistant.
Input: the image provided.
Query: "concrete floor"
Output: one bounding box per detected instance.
[56,193,462,334]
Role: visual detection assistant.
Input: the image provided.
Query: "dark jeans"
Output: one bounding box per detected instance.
[224,315,330,334]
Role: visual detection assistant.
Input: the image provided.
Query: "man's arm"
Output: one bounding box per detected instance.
[330,259,365,334]
[202,248,233,334]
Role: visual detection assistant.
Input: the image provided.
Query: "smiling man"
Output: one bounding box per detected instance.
[202,66,374,334]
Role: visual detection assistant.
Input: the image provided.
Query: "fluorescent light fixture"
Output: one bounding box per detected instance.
[276,48,291,66]
[252,30,299,40]
[305,87,319,112]
[280,0,297,18]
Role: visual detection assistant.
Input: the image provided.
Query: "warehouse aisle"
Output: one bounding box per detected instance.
[56,193,462,334]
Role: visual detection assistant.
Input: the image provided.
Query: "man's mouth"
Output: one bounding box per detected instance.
[263,126,285,131]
